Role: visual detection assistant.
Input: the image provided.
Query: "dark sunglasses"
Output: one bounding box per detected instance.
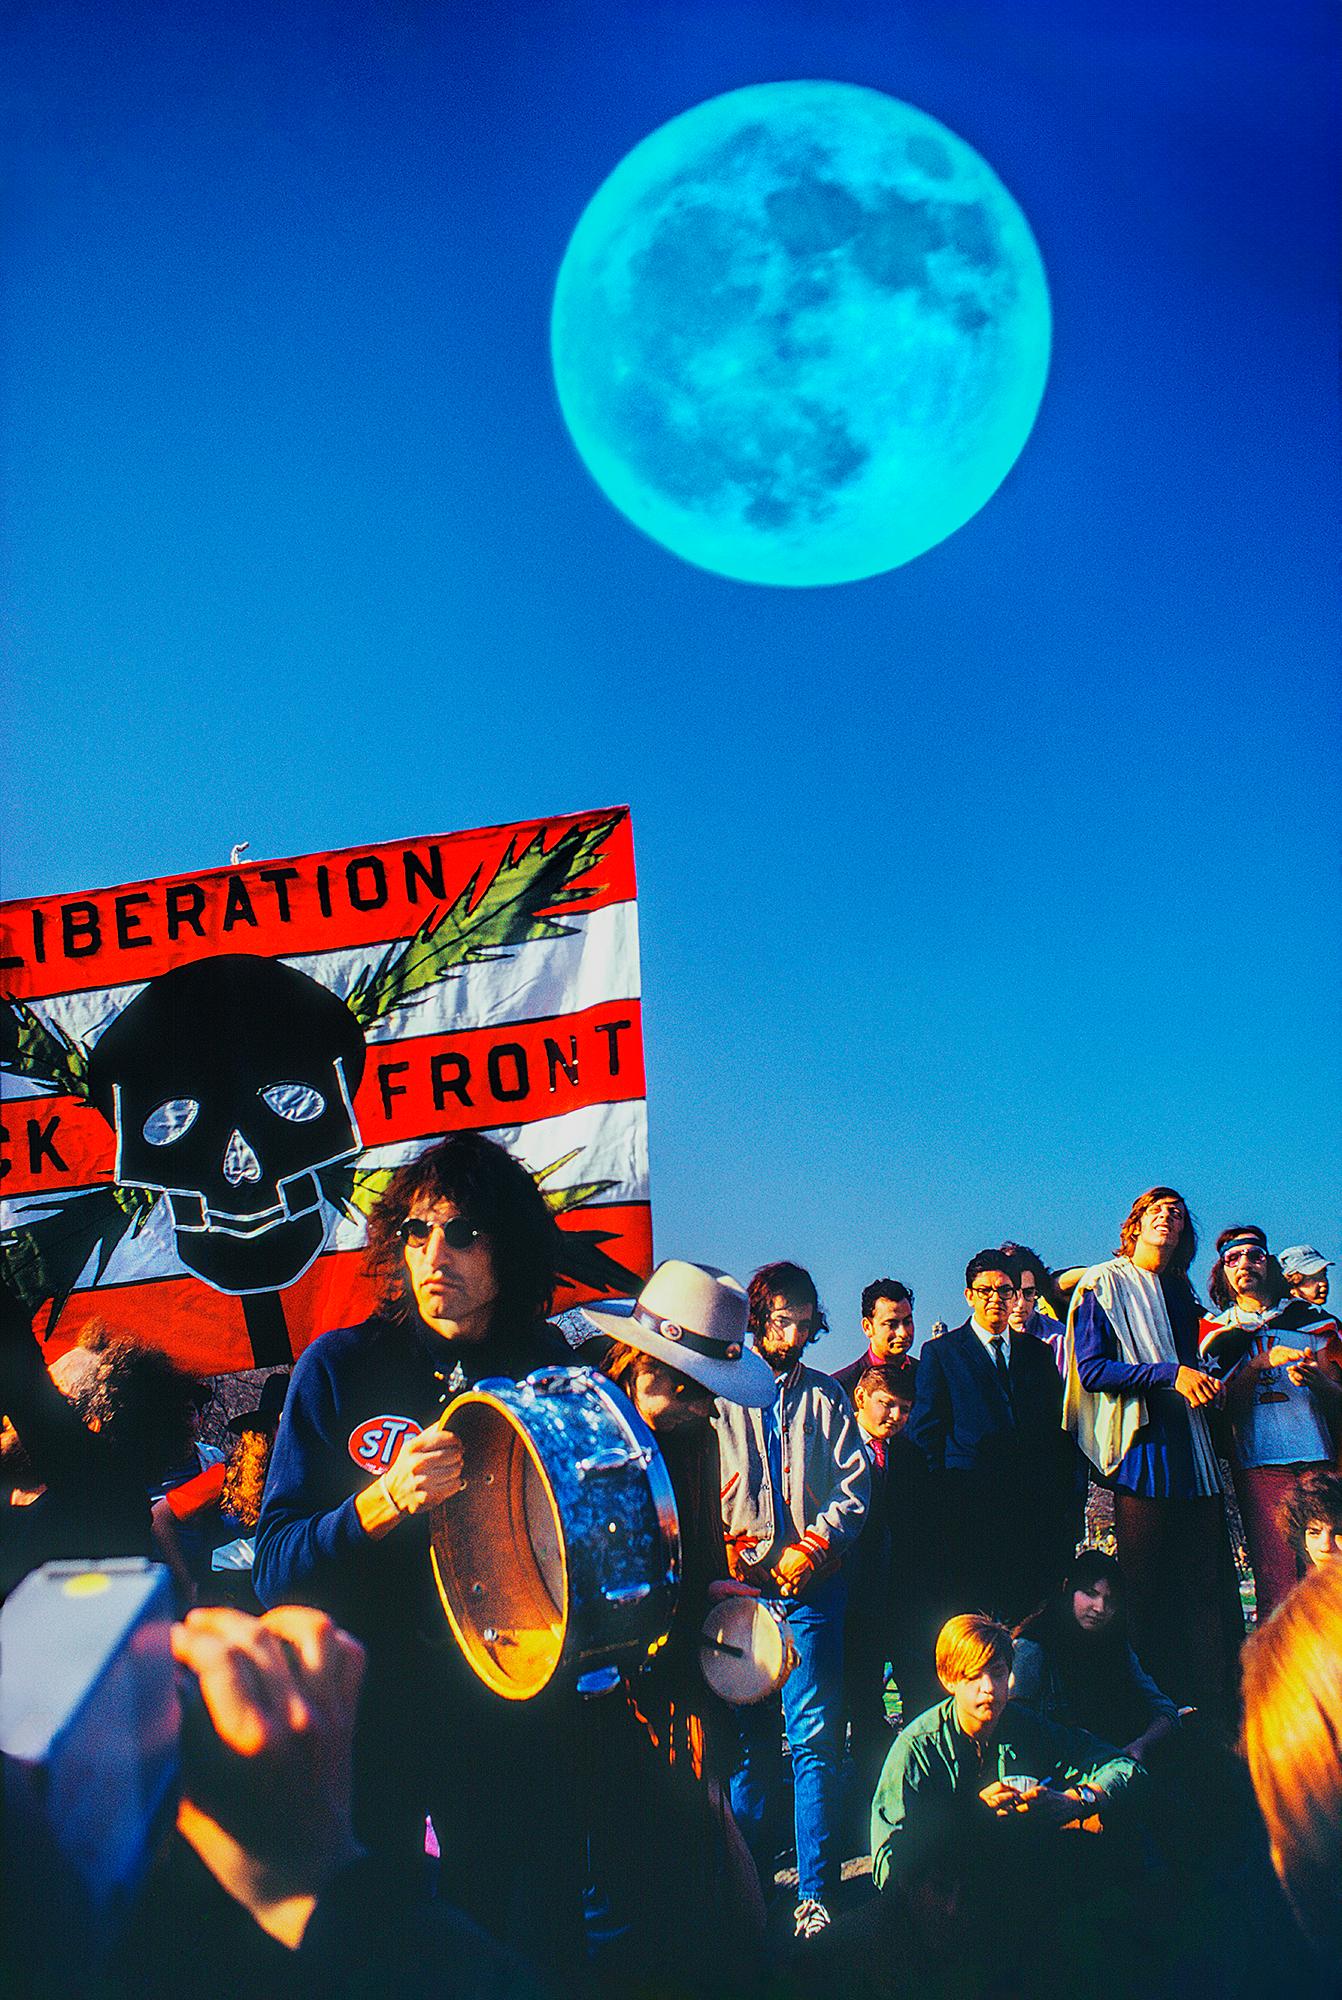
[396,1215,481,1251]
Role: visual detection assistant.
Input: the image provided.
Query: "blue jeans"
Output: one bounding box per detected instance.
[729,1571,848,1906]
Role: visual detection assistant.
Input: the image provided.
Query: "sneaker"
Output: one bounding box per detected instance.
[793,1899,831,1941]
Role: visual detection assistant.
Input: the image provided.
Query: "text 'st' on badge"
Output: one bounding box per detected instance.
[348,1414,419,1471]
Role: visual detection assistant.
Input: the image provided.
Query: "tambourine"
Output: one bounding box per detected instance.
[699,1595,798,1705]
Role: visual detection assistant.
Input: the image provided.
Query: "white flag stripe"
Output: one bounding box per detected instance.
[5,985,149,1087]
[303,899,640,1042]
[4,1097,650,1289]
[324,1097,650,1254]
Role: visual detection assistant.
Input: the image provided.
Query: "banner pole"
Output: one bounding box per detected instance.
[241,1291,291,1368]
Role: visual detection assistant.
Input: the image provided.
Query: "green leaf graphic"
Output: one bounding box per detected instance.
[345,814,620,1029]
[2,1185,156,1331]
[1,997,91,1099]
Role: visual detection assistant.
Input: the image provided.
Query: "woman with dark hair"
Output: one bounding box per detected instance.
[1198,1226,1342,1619]
[1061,1187,1242,1732]
[1011,1551,1178,1761]
[999,1242,1067,1342]
[1279,1467,1342,1576]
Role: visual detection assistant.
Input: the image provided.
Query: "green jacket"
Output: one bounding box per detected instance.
[870,1697,1143,1891]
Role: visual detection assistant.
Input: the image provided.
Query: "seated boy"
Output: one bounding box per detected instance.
[871,1613,1143,1895]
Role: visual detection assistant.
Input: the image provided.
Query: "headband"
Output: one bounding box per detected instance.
[1221,1231,1267,1259]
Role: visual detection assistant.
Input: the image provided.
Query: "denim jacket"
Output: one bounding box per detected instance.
[714,1360,870,1579]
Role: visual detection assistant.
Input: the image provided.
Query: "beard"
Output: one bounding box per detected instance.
[759,1339,796,1375]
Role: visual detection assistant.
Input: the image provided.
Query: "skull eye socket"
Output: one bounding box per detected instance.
[260,1082,327,1123]
[143,1098,201,1146]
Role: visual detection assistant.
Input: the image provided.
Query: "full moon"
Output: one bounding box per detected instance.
[551,82,1051,587]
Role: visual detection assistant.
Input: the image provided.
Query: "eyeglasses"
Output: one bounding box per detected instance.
[970,1284,1018,1302]
[1224,1247,1267,1265]
[396,1215,481,1251]
[1017,1286,1039,1301]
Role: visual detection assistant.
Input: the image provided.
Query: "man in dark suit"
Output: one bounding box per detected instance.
[907,1250,1071,1626]
[832,1279,919,1406]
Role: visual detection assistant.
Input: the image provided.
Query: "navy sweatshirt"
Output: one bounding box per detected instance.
[253,1312,569,1657]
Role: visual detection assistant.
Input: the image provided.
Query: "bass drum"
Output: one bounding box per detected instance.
[699,1595,798,1705]
[430,1366,680,1701]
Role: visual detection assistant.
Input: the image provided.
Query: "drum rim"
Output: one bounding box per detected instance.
[698,1595,797,1704]
[430,1386,571,1702]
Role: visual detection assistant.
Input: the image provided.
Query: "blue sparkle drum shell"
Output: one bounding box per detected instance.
[429,1366,681,1700]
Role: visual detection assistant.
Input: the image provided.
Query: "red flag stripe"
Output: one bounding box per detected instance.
[2,1000,646,1199]
[0,809,635,1002]
[35,1203,653,1376]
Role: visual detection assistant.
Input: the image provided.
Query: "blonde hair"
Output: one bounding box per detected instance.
[1241,1562,1342,1957]
[935,1613,1013,1686]
[220,1427,273,1530]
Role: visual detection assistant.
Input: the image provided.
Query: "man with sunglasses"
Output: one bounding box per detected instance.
[1199,1225,1342,1619]
[254,1131,580,1975]
[907,1250,1071,1626]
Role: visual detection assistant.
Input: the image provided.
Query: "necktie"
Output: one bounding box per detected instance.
[989,1334,1012,1405]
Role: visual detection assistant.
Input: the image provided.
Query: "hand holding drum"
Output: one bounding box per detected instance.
[381,1420,466,1517]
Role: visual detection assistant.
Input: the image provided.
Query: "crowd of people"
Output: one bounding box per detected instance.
[2,1140,1340,1999]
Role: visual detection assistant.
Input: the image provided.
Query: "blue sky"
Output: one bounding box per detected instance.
[4,1,1338,1362]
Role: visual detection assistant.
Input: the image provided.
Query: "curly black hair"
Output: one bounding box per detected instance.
[860,1277,913,1319]
[1278,1469,1342,1575]
[998,1243,1065,1320]
[68,1321,203,1487]
[364,1131,562,1335]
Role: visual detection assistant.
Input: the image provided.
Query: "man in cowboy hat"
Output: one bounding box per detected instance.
[576,1261,775,1993]
[579,1257,775,1421]
[576,1261,775,1724]
[715,1260,871,1942]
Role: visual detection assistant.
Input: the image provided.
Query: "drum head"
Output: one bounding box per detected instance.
[430,1396,567,1700]
[699,1596,792,1705]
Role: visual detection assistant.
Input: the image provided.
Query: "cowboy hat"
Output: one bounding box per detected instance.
[581,1260,775,1407]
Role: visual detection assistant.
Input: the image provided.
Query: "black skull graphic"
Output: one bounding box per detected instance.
[87,955,367,1295]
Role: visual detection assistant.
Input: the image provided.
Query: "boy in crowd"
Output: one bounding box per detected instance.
[1278,1245,1332,1310]
[871,1613,1142,1896]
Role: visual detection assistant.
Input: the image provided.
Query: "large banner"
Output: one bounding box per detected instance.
[0,808,651,1374]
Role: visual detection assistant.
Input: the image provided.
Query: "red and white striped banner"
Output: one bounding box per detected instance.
[0,808,651,1374]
